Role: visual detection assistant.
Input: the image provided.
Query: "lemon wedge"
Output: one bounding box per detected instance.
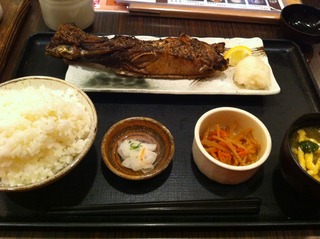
[224,45,252,67]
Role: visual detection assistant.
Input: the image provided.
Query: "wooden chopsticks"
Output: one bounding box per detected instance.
[47,198,261,216]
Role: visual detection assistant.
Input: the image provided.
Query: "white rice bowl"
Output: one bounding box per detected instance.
[0,76,97,191]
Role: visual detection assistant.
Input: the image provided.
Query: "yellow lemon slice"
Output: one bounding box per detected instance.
[224,45,252,67]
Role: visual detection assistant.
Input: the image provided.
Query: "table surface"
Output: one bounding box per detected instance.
[1,0,320,237]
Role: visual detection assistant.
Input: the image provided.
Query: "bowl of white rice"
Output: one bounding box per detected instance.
[0,76,97,191]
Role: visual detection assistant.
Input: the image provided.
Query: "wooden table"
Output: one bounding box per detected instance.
[1,0,320,237]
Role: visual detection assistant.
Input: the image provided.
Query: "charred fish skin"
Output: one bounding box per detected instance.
[46,23,229,79]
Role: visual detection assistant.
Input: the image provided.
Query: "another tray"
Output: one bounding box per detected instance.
[2,33,320,228]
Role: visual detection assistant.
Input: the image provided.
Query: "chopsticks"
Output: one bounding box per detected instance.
[47,198,261,216]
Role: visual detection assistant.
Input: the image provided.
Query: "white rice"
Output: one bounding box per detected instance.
[0,85,92,187]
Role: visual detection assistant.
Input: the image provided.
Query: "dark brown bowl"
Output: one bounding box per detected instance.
[280,4,320,45]
[101,117,175,180]
[280,113,320,200]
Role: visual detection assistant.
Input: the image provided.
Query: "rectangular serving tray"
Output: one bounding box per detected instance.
[2,33,320,228]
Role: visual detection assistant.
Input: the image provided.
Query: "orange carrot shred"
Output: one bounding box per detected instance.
[200,122,260,166]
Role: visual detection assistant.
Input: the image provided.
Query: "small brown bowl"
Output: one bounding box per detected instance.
[280,4,320,45]
[280,113,320,200]
[101,117,175,180]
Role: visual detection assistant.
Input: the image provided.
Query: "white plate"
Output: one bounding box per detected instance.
[65,36,280,95]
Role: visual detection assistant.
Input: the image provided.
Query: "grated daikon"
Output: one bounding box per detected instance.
[117,139,157,173]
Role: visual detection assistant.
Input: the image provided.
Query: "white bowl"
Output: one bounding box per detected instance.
[0,76,98,191]
[192,107,272,185]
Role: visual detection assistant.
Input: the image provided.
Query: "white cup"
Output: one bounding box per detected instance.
[39,0,95,30]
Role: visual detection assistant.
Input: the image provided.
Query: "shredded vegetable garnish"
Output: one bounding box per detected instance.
[201,122,261,166]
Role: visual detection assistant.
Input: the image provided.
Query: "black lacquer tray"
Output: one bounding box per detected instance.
[1,33,320,228]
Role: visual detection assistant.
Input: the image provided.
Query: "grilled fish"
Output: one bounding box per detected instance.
[46,23,229,79]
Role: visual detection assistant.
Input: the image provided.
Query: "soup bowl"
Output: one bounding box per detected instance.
[280,113,320,200]
[279,4,320,45]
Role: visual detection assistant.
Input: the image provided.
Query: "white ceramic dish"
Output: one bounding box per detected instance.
[192,107,272,185]
[0,76,98,191]
[65,36,280,95]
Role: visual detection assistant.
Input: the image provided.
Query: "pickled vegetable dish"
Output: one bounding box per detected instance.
[117,139,157,173]
[201,122,261,166]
